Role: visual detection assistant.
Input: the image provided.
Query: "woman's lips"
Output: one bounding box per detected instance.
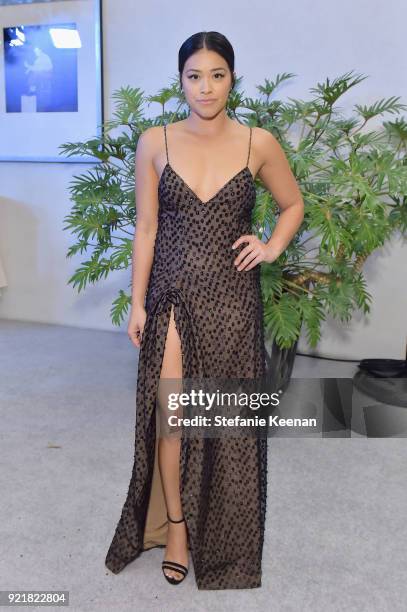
[198,99,216,104]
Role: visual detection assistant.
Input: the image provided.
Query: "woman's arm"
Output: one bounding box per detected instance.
[232,127,305,270]
[257,128,304,260]
[127,128,160,346]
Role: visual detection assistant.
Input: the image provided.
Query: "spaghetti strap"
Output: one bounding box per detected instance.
[163,124,169,163]
[246,126,252,167]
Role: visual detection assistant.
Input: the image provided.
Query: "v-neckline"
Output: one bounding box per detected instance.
[160,161,254,206]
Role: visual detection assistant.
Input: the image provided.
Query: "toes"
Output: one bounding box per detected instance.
[164,569,182,580]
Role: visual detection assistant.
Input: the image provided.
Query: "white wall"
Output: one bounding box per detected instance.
[0,0,406,359]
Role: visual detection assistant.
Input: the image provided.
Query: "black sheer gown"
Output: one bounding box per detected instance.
[105,124,268,590]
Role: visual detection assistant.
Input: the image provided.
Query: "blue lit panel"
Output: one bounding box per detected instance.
[3,23,79,112]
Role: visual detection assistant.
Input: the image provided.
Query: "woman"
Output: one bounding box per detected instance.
[105,31,304,590]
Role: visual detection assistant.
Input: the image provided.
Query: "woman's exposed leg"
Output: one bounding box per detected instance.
[157,304,188,581]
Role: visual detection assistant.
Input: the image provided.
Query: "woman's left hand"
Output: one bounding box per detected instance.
[232,234,279,270]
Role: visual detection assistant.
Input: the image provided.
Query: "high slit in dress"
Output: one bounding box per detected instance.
[105,123,268,590]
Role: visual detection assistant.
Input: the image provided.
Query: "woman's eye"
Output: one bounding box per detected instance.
[187,73,225,80]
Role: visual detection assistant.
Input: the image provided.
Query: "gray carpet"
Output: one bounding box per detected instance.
[0,318,406,611]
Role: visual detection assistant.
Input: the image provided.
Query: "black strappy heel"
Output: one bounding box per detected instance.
[161,512,189,585]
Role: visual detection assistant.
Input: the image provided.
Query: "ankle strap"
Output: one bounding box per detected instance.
[167,512,185,523]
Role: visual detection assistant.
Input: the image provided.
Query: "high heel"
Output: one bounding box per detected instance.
[161,513,189,585]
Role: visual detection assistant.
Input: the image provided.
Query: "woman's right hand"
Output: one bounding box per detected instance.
[127,305,147,348]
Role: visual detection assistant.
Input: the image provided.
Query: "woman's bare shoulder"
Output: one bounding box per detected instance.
[136,126,169,171]
[138,125,164,147]
[251,126,286,168]
[138,121,186,152]
[252,126,280,147]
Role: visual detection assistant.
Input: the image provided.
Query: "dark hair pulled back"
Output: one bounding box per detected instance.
[178,31,236,91]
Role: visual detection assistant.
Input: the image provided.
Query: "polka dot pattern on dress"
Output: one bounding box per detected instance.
[105,124,268,590]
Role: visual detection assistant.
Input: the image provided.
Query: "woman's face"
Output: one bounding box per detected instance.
[181,48,233,115]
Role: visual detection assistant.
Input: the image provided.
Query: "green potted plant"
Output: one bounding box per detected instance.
[62,71,407,387]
